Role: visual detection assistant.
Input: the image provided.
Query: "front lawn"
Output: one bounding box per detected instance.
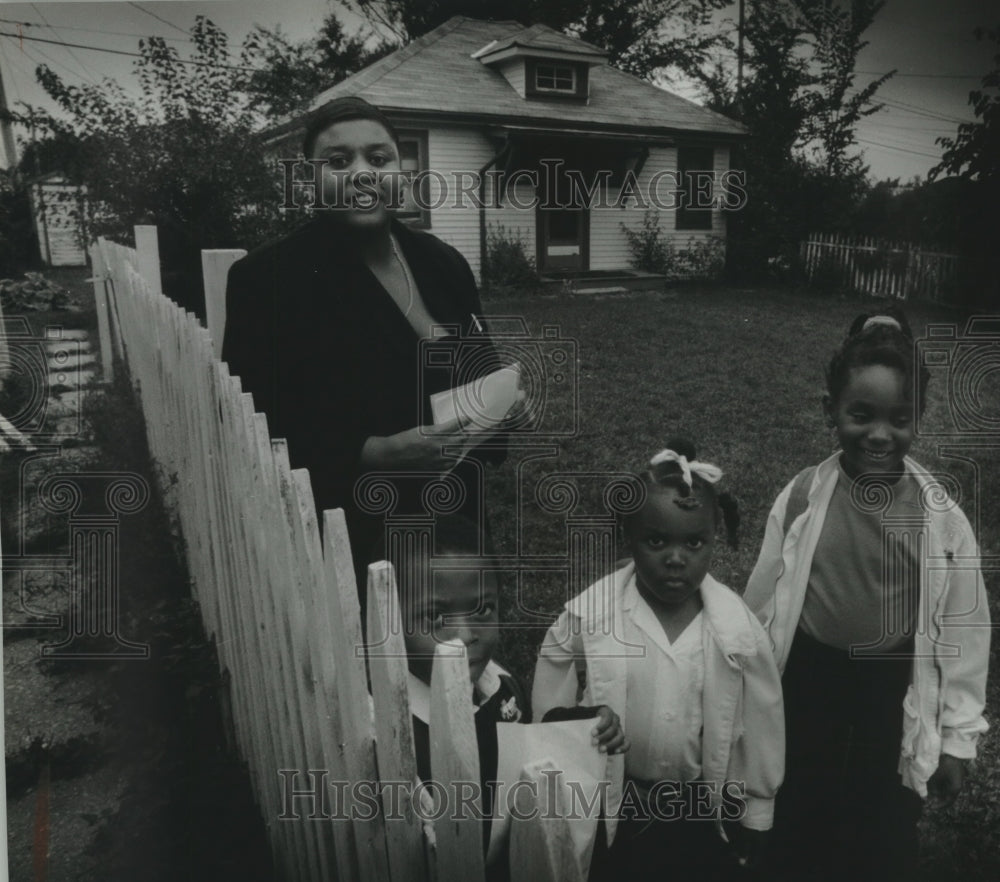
[479,284,1000,881]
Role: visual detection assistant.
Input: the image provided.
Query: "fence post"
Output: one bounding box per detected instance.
[89,243,114,382]
[201,249,246,359]
[134,225,163,297]
[904,242,917,301]
[97,240,126,366]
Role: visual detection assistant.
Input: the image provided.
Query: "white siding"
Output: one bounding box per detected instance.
[422,125,497,280]
[412,126,732,282]
[592,145,729,277]
[496,58,526,97]
[420,124,539,283]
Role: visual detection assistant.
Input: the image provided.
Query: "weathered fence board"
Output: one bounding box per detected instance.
[322,509,391,882]
[366,562,429,882]
[201,248,246,358]
[429,640,486,882]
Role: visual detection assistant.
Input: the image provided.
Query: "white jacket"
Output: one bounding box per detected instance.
[533,565,785,837]
[744,453,990,796]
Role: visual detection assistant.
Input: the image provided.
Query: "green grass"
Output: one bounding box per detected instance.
[479,284,1000,880]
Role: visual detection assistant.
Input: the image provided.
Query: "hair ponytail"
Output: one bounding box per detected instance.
[827,305,928,413]
[717,491,740,549]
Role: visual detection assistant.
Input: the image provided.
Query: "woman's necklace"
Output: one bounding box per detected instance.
[389,233,415,316]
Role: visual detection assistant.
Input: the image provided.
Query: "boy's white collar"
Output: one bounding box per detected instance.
[408,659,508,724]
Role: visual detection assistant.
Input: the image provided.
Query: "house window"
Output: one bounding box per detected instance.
[676,146,715,231]
[395,130,430,228]
[534,63,576,93]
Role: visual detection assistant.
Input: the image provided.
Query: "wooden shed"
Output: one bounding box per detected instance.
[27,172,88,267]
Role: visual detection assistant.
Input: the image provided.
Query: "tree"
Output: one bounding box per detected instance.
[21,16,292,312]
[349,0,578,43]
[853,176,989,250]
[568,0,732,81]
[930,25,1000,302]
[350,0,732,81]
[699,0,890,278]
[795,0,891,178]
[931,25,1000,186]
[239,15,393,120]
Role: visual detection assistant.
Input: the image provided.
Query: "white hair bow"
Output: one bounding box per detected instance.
[649,449,723,488]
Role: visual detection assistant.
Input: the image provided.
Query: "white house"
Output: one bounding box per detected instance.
[265,16,747,286]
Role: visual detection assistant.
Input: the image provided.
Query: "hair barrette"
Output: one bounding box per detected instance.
[862,315,902,333]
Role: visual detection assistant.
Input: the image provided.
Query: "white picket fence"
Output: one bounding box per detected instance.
[801,233,967,303]
[91,227,579,882]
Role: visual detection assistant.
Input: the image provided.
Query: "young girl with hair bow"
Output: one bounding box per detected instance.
[533,439,784,881]
[744,308,990,881]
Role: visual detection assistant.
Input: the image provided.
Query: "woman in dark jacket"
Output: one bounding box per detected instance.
[223,97,507,590]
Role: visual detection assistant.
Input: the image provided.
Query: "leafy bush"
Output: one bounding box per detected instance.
[674,236,726,279]
[0,272,72,311]
[623,212,726,280]
[622,210,672,274]
[485,224,538,291]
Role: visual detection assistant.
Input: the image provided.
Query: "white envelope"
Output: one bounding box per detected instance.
[430,364,521,431]
[487,719,608,880]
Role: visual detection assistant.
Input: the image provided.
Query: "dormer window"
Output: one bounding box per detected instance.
[474,27,605,100]
[524,59,588,100]
[534,63,576,93]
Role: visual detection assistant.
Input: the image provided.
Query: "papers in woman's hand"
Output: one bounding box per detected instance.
[429,364,521,462]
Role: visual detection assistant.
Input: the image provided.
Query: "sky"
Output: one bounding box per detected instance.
[0,0,996,182]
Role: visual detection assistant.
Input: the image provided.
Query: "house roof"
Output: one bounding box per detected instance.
[291,17,745,142]
[478,22,607,59]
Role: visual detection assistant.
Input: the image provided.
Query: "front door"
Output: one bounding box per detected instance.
[537,206,588,273]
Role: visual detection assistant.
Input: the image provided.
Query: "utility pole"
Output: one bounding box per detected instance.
[736,0,746,113]
[28,108,51,264]
[0,61,19,170]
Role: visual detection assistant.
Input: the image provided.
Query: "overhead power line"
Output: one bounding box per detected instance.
[867,121,958,132]
[0,30,258,73]
[31,3,102,87]
[857,137,943,159]
[0,16,193,44]
[127,3,190,37]
[857,70,984,79]
[847,87,970,126]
